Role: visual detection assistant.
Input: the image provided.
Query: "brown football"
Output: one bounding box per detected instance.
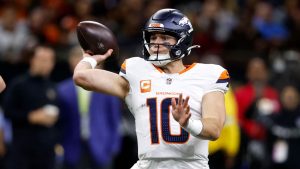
[76,21,118,57]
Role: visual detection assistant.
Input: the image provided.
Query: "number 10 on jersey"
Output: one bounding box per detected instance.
[147,98,190,144]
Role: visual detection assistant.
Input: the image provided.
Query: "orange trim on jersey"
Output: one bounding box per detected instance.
[153,65,164,73]
[153,63,197,74]
[219,70,230,80]
[121,61,126,70]
[179,63,197,74]
[120,61,126,74]
[216,70,230,83]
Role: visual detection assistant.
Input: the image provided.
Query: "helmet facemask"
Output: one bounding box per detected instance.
[146,42,174,67]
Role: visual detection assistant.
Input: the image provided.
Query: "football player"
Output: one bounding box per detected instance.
[73,8,229,169]
[0,75,5,93]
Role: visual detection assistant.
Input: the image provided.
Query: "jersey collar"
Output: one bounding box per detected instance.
[153,63,196,74]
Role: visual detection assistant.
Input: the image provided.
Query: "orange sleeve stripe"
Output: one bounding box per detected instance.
[218,70,230,80]
[121,61,126,70]
[120,61,126,74]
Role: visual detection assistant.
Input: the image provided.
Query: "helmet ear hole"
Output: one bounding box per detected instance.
[175,49,182,56]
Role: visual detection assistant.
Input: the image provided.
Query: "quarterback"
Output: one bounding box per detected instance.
[73,8,229,169]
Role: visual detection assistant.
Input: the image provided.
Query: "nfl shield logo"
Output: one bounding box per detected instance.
[166,78,172,85]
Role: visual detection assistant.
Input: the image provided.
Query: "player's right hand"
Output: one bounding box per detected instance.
[83,49,113,65]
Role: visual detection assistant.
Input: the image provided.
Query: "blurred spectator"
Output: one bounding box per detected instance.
[196,0,237,43]
[283,0,300,51]
[27,7,48,45]
[264,84,300,169]
[0,5,30,63]
[270,50,300,91]
[72,0,94,21]
[251,0,288,60]
[0,109,6,169]
[0,108,11,169]
[252,1,288,41]
[222,11,263,83]
[3,45,60,169]
[111,0,146,63]
[27,6,61,46]
[235,57,280,169]
[193,0,237,56]
[58,46,122,169]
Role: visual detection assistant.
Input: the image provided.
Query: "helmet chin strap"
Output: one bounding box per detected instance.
[147,44,172,67]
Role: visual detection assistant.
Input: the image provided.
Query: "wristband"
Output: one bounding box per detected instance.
[182,119,203,137]
[81,57,97,69]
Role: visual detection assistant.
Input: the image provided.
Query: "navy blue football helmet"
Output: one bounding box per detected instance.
[143,8,200,63]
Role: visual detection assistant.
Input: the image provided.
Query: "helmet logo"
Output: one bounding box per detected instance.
[179,17,193,33]
[149,23,164,28]
[178,17,189,26]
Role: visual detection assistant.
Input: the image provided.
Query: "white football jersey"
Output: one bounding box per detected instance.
[119,57,229,161]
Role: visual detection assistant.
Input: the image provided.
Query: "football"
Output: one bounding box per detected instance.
[76,21,119,57]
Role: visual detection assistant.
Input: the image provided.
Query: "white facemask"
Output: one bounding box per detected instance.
[148,54,172,67]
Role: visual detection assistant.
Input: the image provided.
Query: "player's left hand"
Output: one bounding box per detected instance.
[171,93,191,127]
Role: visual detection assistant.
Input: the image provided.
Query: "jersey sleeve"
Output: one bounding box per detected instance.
[119,57,148,81]
[203,66,230,94]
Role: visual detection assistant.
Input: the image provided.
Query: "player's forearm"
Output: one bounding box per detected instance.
[199,92,226,140]
[91,70,129,98]
[199,118,224,140]
[73,61,94,90]
[73,62,129,98]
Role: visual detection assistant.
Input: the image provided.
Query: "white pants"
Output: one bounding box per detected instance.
[130,159,209,169]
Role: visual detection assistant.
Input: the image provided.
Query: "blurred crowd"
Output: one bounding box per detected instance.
[0,0,300,169]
